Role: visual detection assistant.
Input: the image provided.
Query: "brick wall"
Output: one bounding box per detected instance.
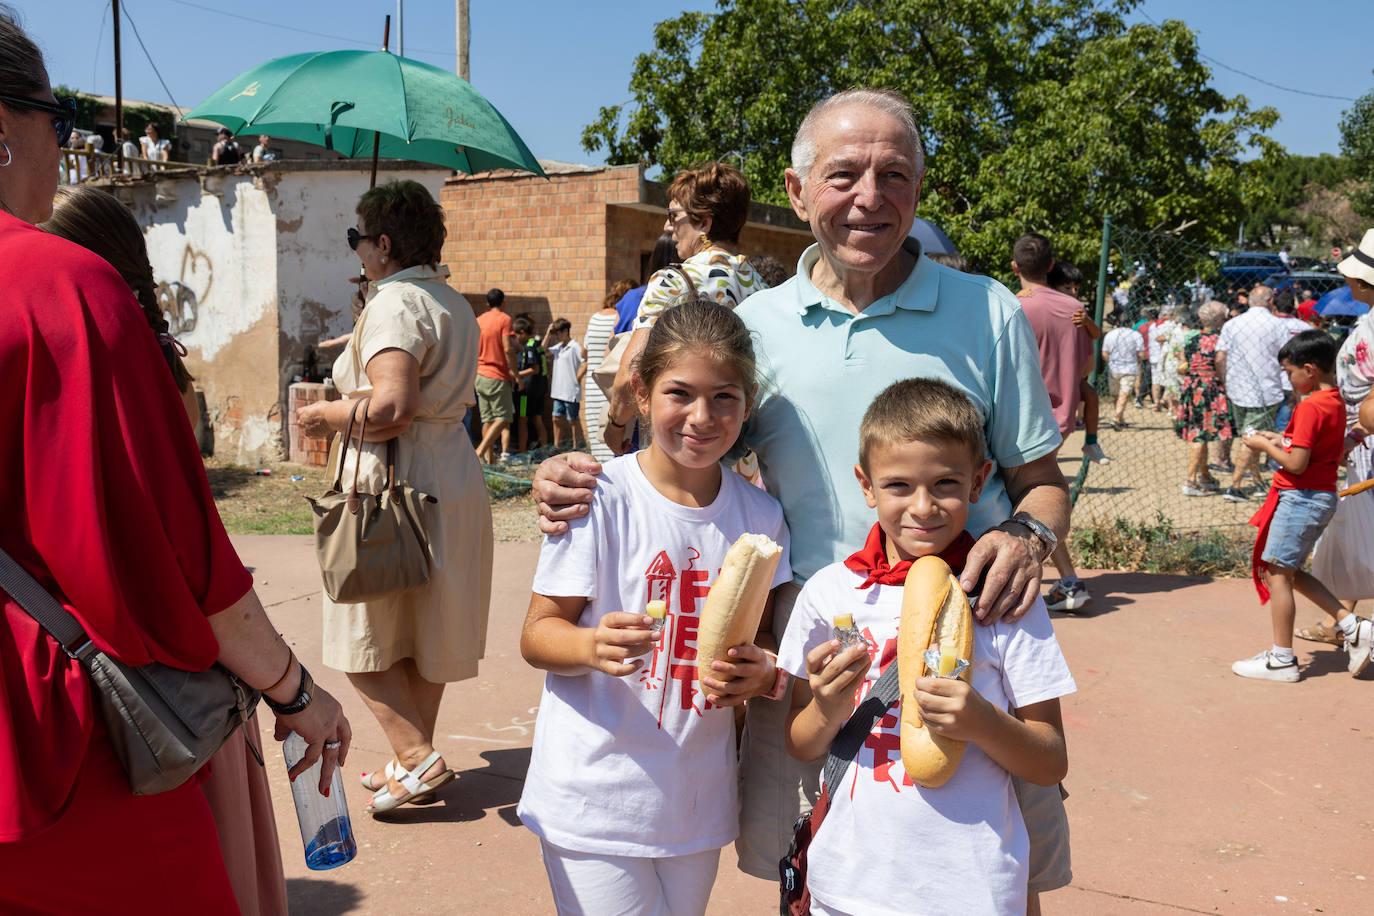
[442,165,642,340]
[441,164,813,345]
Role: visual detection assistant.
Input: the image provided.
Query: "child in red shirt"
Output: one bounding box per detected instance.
[1232,330,1372,681]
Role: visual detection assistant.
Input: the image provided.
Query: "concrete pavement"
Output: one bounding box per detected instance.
[236,536,1373,914]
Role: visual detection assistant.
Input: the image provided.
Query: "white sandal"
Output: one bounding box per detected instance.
[360,758,396,792]
[367,750,455,814]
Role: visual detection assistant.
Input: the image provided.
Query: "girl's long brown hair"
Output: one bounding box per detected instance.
[42,185,193,391]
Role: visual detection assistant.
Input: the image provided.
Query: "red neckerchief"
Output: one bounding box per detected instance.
[843,523,976,589]
[1248,490,1282,603]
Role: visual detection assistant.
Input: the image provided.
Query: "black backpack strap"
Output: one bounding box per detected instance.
[821,659,901,793]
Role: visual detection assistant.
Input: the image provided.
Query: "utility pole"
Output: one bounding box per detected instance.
[113,0,123,170]
[396,0,404,56]
[456,0,470,81]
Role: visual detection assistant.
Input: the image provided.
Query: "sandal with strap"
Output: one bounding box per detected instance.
[361,759,396,792]
[368,750,456,814]
[1295,622,1344,647]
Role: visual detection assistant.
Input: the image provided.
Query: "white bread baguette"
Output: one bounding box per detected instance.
[695,533,782,688]
[899,554,975,788]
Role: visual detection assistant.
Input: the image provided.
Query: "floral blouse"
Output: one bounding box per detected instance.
[1337,314,1374,429]
[633,248,767,329]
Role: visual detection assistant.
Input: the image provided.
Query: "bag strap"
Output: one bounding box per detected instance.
[821,658,902,794]
[331,397,368,492]
[0,547,98,662]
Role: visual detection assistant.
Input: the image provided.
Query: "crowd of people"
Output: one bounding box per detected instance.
[6,1,1374,912]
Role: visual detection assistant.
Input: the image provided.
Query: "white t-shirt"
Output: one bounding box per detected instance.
[1148,319,1176,365]
[548,339,584,403]
[1216,307,1288,407]
[1101,327,1144,375]
[139,136,169,161]
[777,561,1076,916]
[1277,315,1309,392]
[519,453,792,857]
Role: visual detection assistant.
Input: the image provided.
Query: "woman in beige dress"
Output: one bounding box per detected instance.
[297,180,493,813]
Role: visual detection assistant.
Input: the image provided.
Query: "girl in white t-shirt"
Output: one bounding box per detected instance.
[518,300,792,915]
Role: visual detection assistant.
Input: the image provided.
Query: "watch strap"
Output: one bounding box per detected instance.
[264,664,314,715]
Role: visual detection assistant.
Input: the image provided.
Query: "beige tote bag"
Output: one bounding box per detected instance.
[306,398,435,603]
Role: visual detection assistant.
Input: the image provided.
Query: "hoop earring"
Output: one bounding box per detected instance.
[0,142,11,168]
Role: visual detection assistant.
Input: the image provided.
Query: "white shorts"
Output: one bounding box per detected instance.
[538,839,720,916]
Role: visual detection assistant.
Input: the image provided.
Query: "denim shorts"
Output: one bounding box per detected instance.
[551,399,580,421]
[1261,489,1338,570]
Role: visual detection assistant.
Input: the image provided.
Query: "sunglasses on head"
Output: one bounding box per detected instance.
[0,94,77,146]
[346,227,377,251]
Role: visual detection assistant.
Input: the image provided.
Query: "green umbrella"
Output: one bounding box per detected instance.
[184,49,545,181]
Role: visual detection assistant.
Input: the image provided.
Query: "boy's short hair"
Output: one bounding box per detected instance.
[1278,329,1337,374]
[512,315,533,336]
[859,377,986,472]
[549,317,572,335]
[1047,260,1082,292]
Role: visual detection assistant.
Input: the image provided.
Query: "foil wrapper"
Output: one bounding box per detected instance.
[833,624,873,650]
[923,645,969,679]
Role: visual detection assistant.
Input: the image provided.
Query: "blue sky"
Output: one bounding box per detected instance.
[21,0,1372,165]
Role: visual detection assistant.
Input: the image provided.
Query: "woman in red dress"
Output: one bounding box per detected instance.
[0,8,350,913]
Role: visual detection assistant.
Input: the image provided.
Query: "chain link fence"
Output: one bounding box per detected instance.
[1064,220,1343,556]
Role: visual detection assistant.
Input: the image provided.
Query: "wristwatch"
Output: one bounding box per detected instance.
[999,512,1058,563]
[264,664,315,716]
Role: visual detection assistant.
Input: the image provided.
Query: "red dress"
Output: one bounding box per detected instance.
[0,211,252,912]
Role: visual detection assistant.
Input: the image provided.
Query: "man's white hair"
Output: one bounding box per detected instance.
[790,88,925,184]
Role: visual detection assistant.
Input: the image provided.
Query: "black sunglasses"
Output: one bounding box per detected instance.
[0,94,76,146]
[347,227,377,251]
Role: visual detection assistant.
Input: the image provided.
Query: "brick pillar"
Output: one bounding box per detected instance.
[288,381,340,466]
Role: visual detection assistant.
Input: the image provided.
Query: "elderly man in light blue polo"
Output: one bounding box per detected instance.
[532,88,1072,907]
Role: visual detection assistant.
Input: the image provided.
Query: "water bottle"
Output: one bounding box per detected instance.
[283,731,358,870]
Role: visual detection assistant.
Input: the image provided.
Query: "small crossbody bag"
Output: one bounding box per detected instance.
[0,547,261,796]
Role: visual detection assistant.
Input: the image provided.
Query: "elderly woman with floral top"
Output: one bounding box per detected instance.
[601,162,767,454]
[1304,230,1374,645]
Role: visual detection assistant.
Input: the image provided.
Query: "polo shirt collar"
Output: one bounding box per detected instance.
[791,237,936,317]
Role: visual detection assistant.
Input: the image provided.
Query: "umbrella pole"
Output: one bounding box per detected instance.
[369,15,391,189]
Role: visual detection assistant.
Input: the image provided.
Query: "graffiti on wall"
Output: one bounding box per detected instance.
[157,244,214,335]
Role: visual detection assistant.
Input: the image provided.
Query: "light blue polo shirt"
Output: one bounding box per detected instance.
[735,243,1061,583]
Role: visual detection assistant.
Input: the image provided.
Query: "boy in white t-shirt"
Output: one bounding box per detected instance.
[544,317,585,450]
[1101,315,1145,430]
[779,377,1076,916]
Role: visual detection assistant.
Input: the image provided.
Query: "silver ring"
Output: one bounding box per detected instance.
[324,740,342,749]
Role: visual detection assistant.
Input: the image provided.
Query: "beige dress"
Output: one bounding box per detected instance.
[322,265,493,682]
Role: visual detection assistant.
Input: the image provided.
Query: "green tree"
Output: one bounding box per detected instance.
[1339,83,1374,219]
[584,0,1279,281]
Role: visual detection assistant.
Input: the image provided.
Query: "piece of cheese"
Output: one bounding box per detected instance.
[645,600,667,620]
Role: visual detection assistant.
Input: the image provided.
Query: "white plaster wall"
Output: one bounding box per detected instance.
[142,175,279,362]
[129,165,449,464]
[272,168,450,357]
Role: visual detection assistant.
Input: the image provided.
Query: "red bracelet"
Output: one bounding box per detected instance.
[761,652,789,701]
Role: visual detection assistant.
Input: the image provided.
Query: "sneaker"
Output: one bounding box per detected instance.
[1083,443,1110,464]
[1209,462,1235,474]
[1045,580,1092,613]
[499,452,513,462]
[1198,477,1221,492]
[1345,618,1373,676]
[1222,487,1251,503]
[1231,650,1300,682]
[1181,483,1208,497]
